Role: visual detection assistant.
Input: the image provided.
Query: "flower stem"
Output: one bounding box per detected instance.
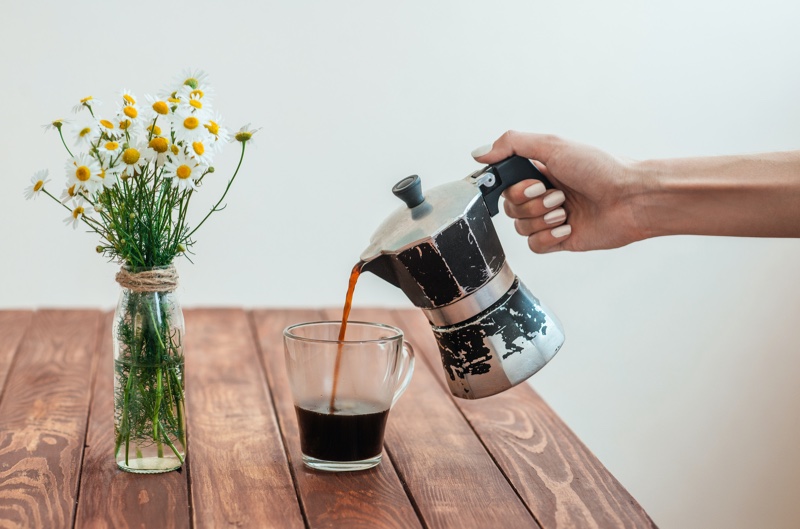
[185,142,246,240]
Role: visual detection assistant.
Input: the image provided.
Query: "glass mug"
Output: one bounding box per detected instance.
[283,321,415,471]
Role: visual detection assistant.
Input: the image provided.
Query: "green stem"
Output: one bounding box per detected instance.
[57,129,74,158]
[185,142,246,239]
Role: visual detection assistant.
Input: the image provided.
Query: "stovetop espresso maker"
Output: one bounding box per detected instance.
[360,156,565,399]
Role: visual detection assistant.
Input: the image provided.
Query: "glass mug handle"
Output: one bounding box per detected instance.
[391,340,416,407]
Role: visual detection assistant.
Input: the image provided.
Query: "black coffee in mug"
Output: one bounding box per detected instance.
[295,399,389,462]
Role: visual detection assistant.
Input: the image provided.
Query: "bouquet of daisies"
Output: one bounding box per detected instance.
[27,70,257,472]
[28,69,256,267]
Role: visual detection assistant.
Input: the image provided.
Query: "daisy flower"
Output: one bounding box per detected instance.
[97,167,118,190]
[177,90,211,117]
[119,88,137,106]
[72,95,101,114]
[235,123,261,144]
[118,143,148,176]
[72,118,100,146]
[163,151,203,192]
[142,136,171,166]
[187,138,215,165]
[143,93,172,121]
[97,117,125,139]
[23,170,50,200]
[174,69,210,91]
[97,139,122,159]
[63,202,95,230]
[203,112,230,149]
[59,183,83,204]
[65,153,103,194]
[42,119,70,133]
[170,107,211,143]
[177,83,215,109]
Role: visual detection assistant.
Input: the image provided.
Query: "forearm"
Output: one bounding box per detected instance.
[633,151,800,240]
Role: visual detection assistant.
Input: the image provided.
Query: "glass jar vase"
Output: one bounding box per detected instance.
[112,266,186,473]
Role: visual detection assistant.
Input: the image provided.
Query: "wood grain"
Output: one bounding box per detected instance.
[332,307,541,529]
[0,311,32,400]
[250,309,423,529]
[392,308,658,529]
[74,312,190,529]
[0,310,101,529]
[184,309,304,529]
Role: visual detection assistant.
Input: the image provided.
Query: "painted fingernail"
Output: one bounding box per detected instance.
[471,144,493,158]
[543,208,566,225]
[543,190,565,209]
[523,182,546,198]
[551,224,572,238]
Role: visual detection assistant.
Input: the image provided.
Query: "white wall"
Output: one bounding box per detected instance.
[2,1,799,526]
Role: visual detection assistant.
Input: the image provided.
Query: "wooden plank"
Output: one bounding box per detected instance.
[75,312,190,529]
[184,309,305,529]
[0,311,32,401]
[0,310,101,529]
[393,308,657,529]
[250,309,423,529]
[329,307,540,529]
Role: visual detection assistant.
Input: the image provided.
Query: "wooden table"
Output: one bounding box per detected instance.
[0,309,656,528]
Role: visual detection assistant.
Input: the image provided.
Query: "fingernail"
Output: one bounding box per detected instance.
[543,190,565,209]
[471,144,492,158]
[551,224,572,238]
[543,208,566,224]
[523,182,546,198]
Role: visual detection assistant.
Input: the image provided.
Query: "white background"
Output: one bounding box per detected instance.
[2,1,800,527]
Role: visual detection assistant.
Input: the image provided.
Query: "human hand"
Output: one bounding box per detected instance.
[472,131,648,253]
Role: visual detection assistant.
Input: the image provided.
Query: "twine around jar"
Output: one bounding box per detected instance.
[115,264,179,292]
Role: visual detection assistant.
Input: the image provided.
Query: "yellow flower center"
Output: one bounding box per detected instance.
[123,106,138,119]
[189,99,202,110]
[183,117,199,130]
[149,137,169,153]
[190,89,204,98]
[104,141,119,151]
[192,141,204,155]
[176,165,192,179]
[204,121,220,135]
[170,144,179,155]
[100,119,114,130]
[80,96,93,103]
[33,180,44,192]
[235,131,252,142]
[76,166,91,181]
[152,101,169,115]
[119,119,131,130]
[168,97,181,104]
[184,78,199,89]
[72,206,84,219]
[79,127,92,137]
[99,169,106,180]
[68,184,76,197]
[122,148,140,165]
[123,94,136,105]
[148,124,162,136]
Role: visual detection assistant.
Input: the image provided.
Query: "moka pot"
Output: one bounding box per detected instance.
[360,156,565,399]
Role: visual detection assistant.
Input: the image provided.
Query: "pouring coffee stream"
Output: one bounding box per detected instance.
[329,261,363,412]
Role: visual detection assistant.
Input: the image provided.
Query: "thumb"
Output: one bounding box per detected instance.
[471,130,559,165]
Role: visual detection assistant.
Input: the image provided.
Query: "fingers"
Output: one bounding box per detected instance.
[471,130,561,165]
[527,225,572,254]
[504,186,566,218]
[500,178,572,254]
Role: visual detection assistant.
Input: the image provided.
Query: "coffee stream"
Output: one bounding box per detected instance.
[329,261,364,412]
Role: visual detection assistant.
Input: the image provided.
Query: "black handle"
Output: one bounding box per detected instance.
[477,155,554,216]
